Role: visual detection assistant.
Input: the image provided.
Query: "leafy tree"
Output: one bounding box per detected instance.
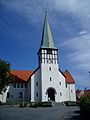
[80,94,90,115]
[0,59,15,93]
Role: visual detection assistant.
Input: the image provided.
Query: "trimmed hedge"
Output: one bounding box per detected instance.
[19,101,53,108]
[29,102,53,107]
[41,102,53,107]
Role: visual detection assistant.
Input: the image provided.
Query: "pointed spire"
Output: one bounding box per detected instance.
[40,12,56,49]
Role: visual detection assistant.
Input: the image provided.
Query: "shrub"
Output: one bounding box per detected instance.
[41,102,53,107]
[19,103,23,107]
[80,95,90,115]
[29,102,38,108]
[64,101,79,106]
[37,102,42,107]
[19,102,28,107]
[29,102,53,107]
[24,103,27,107]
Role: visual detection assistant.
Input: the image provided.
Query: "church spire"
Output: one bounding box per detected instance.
[40,12,56,49]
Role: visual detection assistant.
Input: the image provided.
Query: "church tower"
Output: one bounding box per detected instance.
[30,12,77,103]
[38,12,58,65]
[36,13,67,102]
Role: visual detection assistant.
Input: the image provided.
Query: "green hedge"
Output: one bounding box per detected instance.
[29,102,53,107]
[64,101,79,106]
[40,102,53,107]
[19,102,28,107]
[19,101,53,108]
[80,95,90,115]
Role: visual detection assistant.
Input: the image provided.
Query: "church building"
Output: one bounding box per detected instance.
[0,13,76,103]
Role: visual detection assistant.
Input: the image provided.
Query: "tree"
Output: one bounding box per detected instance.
[0,59,15,93]
[80,94,90,116]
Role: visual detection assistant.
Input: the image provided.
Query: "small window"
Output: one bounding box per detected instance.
[13,83,16,88]
[59,82,61,85]
[19,92,23,98]
[36,93,38,97]
[21,83,23,88]
[17,83,20,88]
[25,83,27,88]
[60,92,62,96]
[47,50,52,54]
[49,67,51,71]
[50,77,52,81]
[36,82,38,86]
[71,90,73,92]
[7,92,10,98]
[66,83,67,88]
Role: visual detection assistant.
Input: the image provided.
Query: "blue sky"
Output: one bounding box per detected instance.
[0,0,90,89]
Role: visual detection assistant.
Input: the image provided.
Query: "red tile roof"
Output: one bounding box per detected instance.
[63,70,75,83]
[10,70,33,82]
[84,89,90,95]
[76,89,90,99]
[10,69,75,83]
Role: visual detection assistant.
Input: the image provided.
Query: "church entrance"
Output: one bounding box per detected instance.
[46,88,56,101]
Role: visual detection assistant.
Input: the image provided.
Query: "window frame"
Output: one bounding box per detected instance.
[36,92,38,97]
[36,82,38,86]
[19,92,23,98]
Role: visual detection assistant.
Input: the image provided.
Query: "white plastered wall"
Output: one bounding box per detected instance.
[0,84,29,103]
[41,63,67,102]
[31,68,41,102]
[66,83,76,101]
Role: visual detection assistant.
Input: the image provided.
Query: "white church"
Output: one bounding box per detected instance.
[0,14,76,103]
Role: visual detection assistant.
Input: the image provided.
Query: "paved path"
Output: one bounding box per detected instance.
[64,106,90,120]
[64,106,81,120]
[0,103,67,120]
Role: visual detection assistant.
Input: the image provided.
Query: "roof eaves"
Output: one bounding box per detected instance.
[59,69,66,78]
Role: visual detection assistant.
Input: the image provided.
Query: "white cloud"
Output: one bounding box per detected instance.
[1,0,44,23]
[53,0,90,30]
[78,31,87,36]
[53,0,90,17]
[62,33,90,71]
[63,33,90,50]
[1,0,90,30]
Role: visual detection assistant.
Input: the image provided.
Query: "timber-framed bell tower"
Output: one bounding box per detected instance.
[38,12,58,66]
